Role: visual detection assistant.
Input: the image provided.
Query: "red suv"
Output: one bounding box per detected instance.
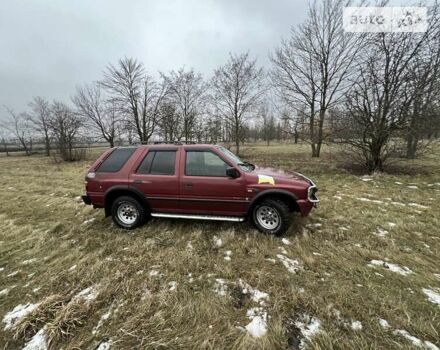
[82,144,318,235]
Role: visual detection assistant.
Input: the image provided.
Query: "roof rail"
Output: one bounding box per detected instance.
[152,141,197,145]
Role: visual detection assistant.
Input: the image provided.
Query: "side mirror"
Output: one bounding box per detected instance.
[226,167,240,179]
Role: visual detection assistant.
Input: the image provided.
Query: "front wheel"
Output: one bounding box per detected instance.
[111,196,146,229]
[252,199,291,235]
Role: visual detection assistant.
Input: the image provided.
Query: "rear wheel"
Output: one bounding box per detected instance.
[111,196,146,229]
[252,198,290,235]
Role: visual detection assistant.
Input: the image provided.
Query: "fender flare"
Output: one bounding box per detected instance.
[103,185,151,217]
[247,189,299,215]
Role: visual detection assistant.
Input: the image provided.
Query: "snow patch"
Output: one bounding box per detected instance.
[351,320,362,330]
[434,273,440,280]
[393,329,439,350]
[379,319,390,329]
[213,236,223,248]
[277,254,303,274]
[281,238,291,245]
[22,258,37,265]
[356,197,383,204]
[245,307,267,338]
[387,222,397,228]
[149,270,162,278]
[168,281,177,291]
[93,309,112,335]
[278,246,288,255]
[368,260,413,276]
[422,288,440,307]
[96,340,112,350]
[408,202,428,209]
[213,278,228,296]
[407,185,418,189]
[373,228,389,237]
[82,218,95,225]
[22,328,47,350]
[3,303,40,330]
[7,270,19,277]
[72,285,99,304]
[68,265,77,271]
[295,314,321,349]
[238,280,269,305]
[224,250,232,261]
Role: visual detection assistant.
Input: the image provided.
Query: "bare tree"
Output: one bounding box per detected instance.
[161,67,207,141]
[271,0,361,157]
[404,29,440,158]
[211,52,265,155]
[49,101,84,161]
[73,83,118,147]
[28,96,51,156]
[101,57,167,143]
[0,129,9,156]
[342,30,432,172]
[259,105,276,146]
[157,102,179,141]
[1,107,33,155]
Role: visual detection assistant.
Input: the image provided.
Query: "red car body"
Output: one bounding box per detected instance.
[82,144,318,223]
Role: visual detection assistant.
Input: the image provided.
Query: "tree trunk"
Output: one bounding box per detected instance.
[44,134,50,156]
[315,140,322,157]
[368,141,384,173]
[311,143,318,157]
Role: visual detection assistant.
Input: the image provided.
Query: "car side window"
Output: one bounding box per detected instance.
[186,151,229,176]
[136,151,155,174]
[137,150,176,175]
[97,147,136,172]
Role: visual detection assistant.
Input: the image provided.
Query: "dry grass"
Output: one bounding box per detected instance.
[0,142,439,349]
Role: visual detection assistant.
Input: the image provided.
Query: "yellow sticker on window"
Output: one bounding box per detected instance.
[258,174,275,185]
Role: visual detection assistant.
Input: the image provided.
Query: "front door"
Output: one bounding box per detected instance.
[179,148,247,215]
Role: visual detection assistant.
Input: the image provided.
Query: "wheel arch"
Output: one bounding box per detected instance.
[247,189,299,215]
[104,186,150,217]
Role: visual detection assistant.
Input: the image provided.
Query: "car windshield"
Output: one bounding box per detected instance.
[218,146,255,172]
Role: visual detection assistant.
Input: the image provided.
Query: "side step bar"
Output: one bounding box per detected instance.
[150,213,245,222]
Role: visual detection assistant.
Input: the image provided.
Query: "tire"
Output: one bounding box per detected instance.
[111,196,146,229]
[252,198,291,235]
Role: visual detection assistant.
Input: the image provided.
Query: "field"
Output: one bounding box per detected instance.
[0,143,439,350]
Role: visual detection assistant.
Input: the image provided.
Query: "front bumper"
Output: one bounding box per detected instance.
[297,199,315,216]
[82,194,92,205]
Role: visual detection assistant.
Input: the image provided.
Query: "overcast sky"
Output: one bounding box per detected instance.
[0,0,311,113]
[0,0,422,115]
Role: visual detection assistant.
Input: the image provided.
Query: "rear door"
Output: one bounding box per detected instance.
[130,147,180,212]
[179,148,247,215]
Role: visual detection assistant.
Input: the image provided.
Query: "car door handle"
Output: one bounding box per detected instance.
[184,182,194,187]
[133,180,143,184]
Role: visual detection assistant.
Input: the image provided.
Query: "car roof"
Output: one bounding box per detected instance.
[136,143,220,149]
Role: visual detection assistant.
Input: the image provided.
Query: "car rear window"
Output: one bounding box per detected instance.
[137,150,176,175]
[96,147,136,173]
